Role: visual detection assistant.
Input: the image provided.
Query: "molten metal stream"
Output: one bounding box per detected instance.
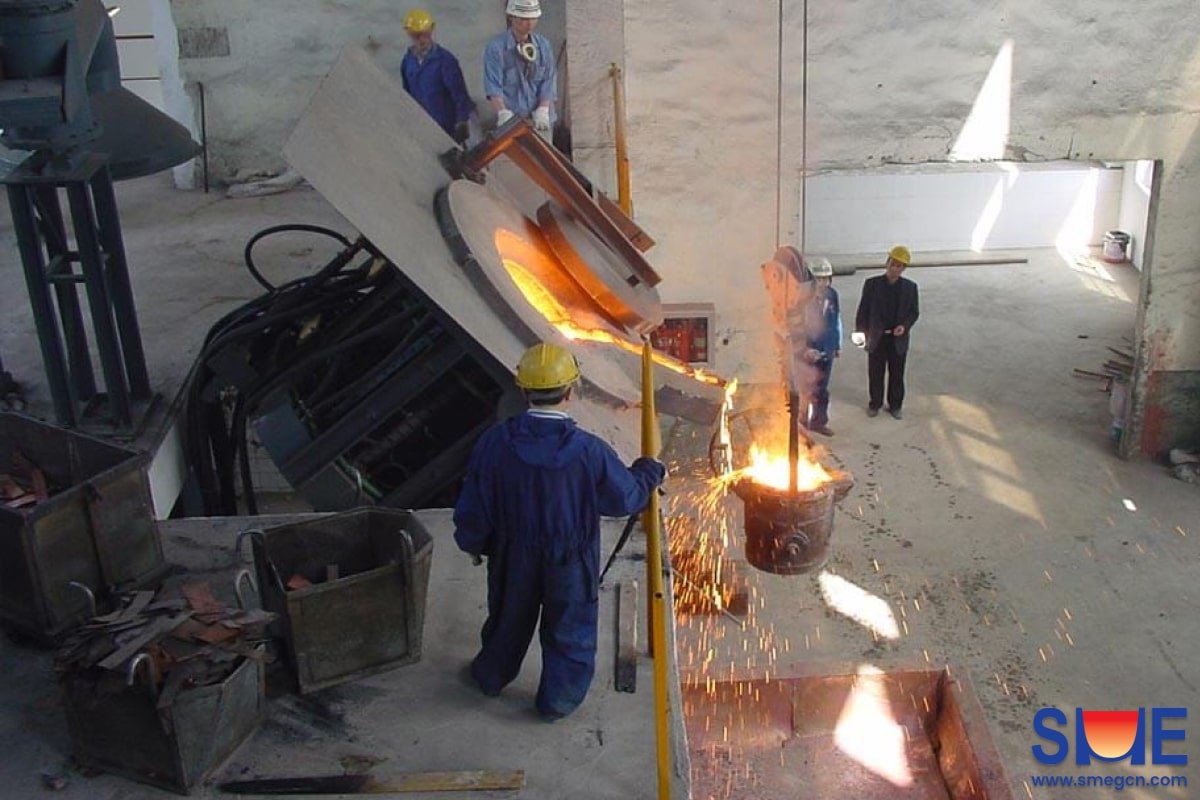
[495,228,722,386]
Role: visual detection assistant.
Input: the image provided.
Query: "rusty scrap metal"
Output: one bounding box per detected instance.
[55,583,276,689]
[1,449,56,511]
[456,118,660,288]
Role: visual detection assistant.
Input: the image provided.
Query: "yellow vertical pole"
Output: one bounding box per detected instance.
[610,63,633,217]
[641,339,671,800]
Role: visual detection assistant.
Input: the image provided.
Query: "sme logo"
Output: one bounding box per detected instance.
[1032,708,1188,766]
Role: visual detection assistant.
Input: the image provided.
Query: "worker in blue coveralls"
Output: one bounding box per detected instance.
[400,9,474,143]
[798,257,843,437]
[454,342,667,721]
[483,0,556,138]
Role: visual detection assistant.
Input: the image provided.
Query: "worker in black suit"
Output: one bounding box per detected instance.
[852,246,919,419]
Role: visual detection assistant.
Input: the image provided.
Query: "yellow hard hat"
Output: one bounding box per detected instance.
[888,245,911,265]
[515,343,581,390]
[403,8,435,33]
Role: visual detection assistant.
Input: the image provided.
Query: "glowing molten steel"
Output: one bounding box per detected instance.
[496,229,722,386]
[732,444,832,492]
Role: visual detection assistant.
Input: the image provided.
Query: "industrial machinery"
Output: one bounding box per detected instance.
[184,231,520,514]
[0,0,199,431]
[182,49,724,515]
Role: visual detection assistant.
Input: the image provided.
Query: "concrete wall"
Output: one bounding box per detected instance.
[159,0,565,182]
[564,0,624,199]
[804,163,1121,256]
[618,0,1200,454]
[114,0,164,110]
[1118,160,1154,269]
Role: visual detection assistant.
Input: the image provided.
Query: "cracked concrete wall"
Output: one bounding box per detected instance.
[160,0,565,183]
[622,0,1200,453]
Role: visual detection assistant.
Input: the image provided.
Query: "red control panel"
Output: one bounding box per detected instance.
[651,316,710,365]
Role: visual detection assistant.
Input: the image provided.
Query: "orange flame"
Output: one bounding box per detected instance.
[727,443,832,492]
[496,238,722,386]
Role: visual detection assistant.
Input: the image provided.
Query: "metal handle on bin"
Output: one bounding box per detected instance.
[67,581,97,619]
[126,652,160,696]
[397,529,415,589]
[236,528,285,595]
[235,528,265,564]
[234,569,258,610]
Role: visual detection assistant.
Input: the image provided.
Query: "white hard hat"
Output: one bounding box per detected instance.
[806,256,834,278]
[506,0,541,18]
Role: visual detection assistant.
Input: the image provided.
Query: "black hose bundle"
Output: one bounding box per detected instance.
[182,225,399,516]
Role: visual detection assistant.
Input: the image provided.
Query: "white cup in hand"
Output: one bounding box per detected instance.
[851,331,866,348]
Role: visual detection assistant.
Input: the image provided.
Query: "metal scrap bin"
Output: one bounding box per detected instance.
[0,412,166,642]
[63,650,265,794]
[249,508,433,694]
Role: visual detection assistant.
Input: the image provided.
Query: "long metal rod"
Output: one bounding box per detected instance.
[199,81,210,194]
[610,64,633,217]
[641,339,671,800]
[788,391,800,494]
[800,0,808,256]
[774,0,784,249]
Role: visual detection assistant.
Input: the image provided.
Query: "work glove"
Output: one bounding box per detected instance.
[632,456,668,487]
[851,331,866,348]
[453,121,470,145]
[532,106,552,136]
[496,108,515,126]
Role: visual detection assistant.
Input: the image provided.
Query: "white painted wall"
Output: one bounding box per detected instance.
[160,0,565,182]
[1118,160,1154,270]
[803,163,1121,256]
[617,0,1200,452]
[114,0,165,110]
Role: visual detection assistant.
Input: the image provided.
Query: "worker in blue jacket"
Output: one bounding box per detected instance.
[400,9,474,143]
[799,257,843,437]
[454,342,666,721]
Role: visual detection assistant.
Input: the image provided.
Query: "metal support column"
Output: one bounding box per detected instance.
[6,182,75,424]
[34,186,97,400]
[2,153,154,431]
[89,165,151,399]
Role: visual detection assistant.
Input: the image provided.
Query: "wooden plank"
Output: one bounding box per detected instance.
[615,580,638,693]
[371,770,526,793]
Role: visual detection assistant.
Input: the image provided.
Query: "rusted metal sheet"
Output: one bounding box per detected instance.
[456,119,662,291]
[247,508,434,694]
[0,412,165,642]
[615,580,638,693]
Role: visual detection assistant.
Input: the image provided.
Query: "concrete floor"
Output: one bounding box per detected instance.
[0,511,676,799]
[0,175,683,798]
[665,250,1200,799]
[3,174,1197,799]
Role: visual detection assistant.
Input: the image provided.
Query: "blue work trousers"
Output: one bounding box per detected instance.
[807,359,833,428]
[471,553,598,718]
